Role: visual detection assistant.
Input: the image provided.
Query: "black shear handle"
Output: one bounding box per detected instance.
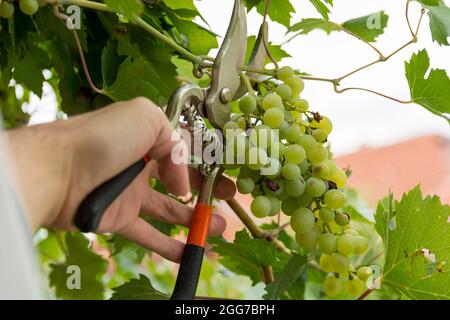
[170,244,204,300]
[74,158,147,232]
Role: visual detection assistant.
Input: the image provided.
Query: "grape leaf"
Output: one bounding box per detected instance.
[309,0,333,20]
[374,186,450,299]
[288,18,340,36]
[105,0,144,20]
[404,49,450,122]
[103,57,160,102]
[13,46,50,97]
[426,1,450,46]
[342,11,389,42]
[101,40,124,87]
[208,229,289,284]
[49,233,108,300]
[111,274,169,300]
[263,254,307,299]
[34,6,87,51]
[255,0,295,28]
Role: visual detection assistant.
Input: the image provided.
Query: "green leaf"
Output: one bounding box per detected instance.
[255,0,295,28]
[375,186,450,299]
[263,254,307,299]
[13,46,50,97]
[166,11,218,55]
[34,6,87,51]
[245,35,290,66]
[105,0,144,19]
[49,233,108,300]
[101,40,124,87]
[404,49,450,122]
[111,274,169,300]
[103,57,160,102]
[288,18,340,35]
[426,1,450,46]
[309,0,333,20]
[209,229,289,284]
[342,11,389,42]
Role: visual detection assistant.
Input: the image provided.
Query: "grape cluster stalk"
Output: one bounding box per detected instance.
[222,66,373,297]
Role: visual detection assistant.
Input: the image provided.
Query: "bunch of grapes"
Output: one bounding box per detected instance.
[222,66,373,297]
[0,0,45,19]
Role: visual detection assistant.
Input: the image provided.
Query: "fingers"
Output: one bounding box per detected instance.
[189,167,236,200]
[119,217,185,262]
[142,188,227,236]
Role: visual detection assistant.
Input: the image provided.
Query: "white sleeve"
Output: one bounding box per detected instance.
[0,125,43,299]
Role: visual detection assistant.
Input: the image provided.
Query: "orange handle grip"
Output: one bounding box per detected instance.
[186,203,212,247]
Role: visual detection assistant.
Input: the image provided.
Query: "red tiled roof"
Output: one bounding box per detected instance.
[335,135,450,205]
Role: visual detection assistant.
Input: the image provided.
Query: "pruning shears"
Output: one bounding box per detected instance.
[74,0,267,300]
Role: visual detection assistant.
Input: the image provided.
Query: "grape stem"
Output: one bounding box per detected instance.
[357,286,375,300]
[261,0,279,70]
[226,199,290,256]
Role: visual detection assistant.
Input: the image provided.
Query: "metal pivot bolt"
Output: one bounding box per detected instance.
[220,88,232,104]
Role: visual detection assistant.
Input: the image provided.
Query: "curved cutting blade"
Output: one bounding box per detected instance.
[204,0,247,128]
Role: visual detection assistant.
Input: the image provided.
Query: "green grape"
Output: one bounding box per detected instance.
[295,224,320,251]
[38,0,47,6]
[249,125,275,149]
[354,236,369,254]
[284,144,306,164]
[324,274,343,297]
[296,134,317,155]
[292,98,309,112]
[318,233,337,255]
[277,66,294,81]
[268,196,281,216]
[308,145,328,164]
[298,159,309,174]
[281,197,298,215]
[236,116,247,130]
[312,128,327,143]
[322,159,337,176]
[311,115,333,135]
[225,133,248,162]
[236,178,255,194]
[357,267,373,281]
[284,110,294,123]
[296,192,313,207]
[285,178,305,197]
[239,166,260,181]
[250,196,272,218]
[324,189,346,209]
[262,179,284,197]
[345,278,364,296]
[263,107,284,129]
[275,84,292,100]
[285,76,305,96]
[344,229,359,237]
[260,158,281,178]
[319,254,334,273]
[247,147,269,170]
[337,234,355,255]
[20,0,39,15]
[284,125,302,144]
[330,168,347,188]
[239,95,257,114]
[278,121,289,139]
[277,190,290,201]
[330,253,349,273]
[222,120,241,136]
[290,207,315,234]
[268,140,285,159]
[312,162,330,179]
[251,184,262,197]
[0,1,14,18]
[305,177,328,197]
[319,207,335,223]
[262,93,283,110]
[334,212,350,226]
[281,163,301,181]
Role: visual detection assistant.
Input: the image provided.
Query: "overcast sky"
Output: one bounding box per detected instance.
[195,0,450,155]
